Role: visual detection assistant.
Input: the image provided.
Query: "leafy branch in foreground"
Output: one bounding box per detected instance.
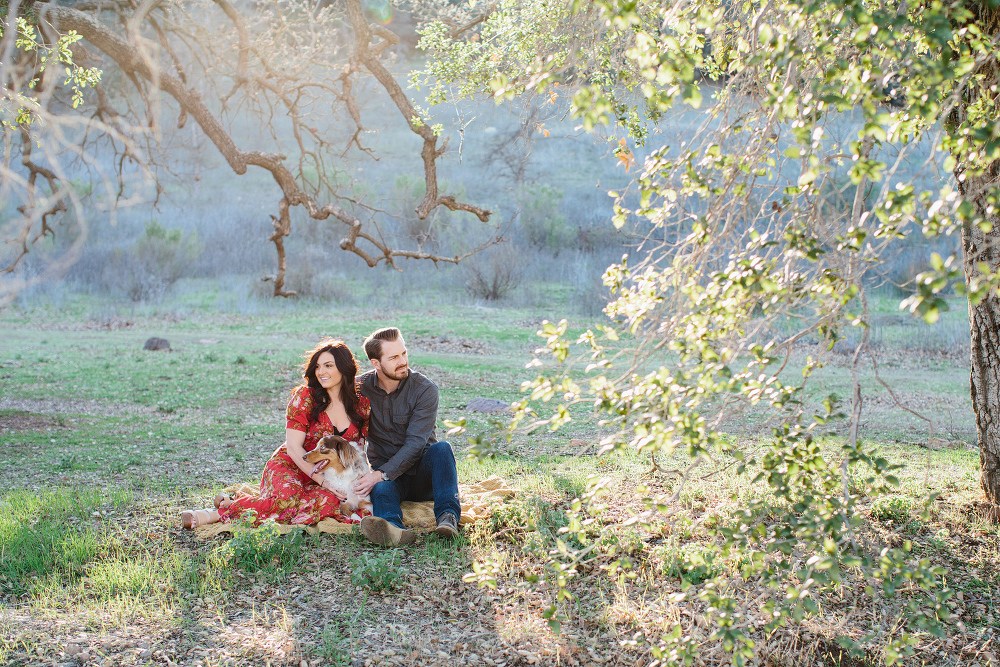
[490,285,952,663]
[422,0,1000,498]
[423,0,996,659]
[1,18,101,126]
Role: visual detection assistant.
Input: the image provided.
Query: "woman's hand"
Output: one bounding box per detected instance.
[321,475,348,501]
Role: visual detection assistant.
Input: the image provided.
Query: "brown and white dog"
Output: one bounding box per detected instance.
[303,434,373,517]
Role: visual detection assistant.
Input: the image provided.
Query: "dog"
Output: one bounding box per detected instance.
[303,434,373,518]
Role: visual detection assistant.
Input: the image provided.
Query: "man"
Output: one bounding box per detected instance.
[352,327,461,546]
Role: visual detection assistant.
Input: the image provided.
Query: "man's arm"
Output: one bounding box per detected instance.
[354,381,439,496]
[382,382,438,479]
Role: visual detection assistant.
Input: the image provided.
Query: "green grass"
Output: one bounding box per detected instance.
[0,485,220,650]
[0,487,168,600]
[0,292,993,666]
[208,521,306,579]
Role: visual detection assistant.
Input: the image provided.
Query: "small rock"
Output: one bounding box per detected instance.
[466,398,511,414]
[66,643,82,656]
[143,337,170,351]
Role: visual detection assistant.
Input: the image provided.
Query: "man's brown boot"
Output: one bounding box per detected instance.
[360,516,416,546]
[434,512,459,539]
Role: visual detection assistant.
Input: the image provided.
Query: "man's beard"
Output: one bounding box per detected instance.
[383,366,409,381]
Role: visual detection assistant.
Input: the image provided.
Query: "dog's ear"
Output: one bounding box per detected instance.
[337,438,361,468]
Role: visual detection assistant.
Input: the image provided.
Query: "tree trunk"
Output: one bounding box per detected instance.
[961,162,1000,506]
[958,4,1000,508]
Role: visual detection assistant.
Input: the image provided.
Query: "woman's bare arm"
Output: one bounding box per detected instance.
[284,428,346,499]
[285,428,322,481]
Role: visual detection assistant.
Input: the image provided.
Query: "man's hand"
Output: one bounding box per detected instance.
[354,470,384,497]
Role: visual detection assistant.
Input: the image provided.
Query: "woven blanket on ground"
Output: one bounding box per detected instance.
[193,475,514,539]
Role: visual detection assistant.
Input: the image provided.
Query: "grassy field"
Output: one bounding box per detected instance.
[1,290,996,667]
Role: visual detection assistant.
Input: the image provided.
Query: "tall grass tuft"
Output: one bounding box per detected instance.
[0,488,129,595]
[207,520,305,578]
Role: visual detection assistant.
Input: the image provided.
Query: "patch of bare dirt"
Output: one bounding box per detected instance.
[0,397,160,420]
[819,341,968,366]
[78,316,137,331]
[512,318,547,330]
[964,499,1000,523]
[0,410,65,435]
[409,334,488,355]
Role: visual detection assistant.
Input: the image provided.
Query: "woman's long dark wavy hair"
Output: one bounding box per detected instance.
[301,340,364,429]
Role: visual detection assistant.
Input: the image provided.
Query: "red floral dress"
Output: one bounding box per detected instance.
[219,385,372,526]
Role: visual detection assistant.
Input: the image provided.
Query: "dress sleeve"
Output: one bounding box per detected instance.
[358,395,371,439]
[286,385,313,432]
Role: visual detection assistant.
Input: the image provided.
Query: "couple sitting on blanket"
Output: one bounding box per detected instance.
[180,327,460,546]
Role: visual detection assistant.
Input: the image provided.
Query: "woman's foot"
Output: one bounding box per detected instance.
[181,508,219,529]
[213,493,232,510]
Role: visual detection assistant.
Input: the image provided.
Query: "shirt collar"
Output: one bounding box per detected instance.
[367,369,411,395]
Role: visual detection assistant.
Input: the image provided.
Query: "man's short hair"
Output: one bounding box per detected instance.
[364,327,402,360]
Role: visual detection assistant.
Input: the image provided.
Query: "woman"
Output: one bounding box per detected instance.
[181,339,371,528]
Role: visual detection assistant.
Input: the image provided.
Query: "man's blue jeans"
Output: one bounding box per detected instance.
[370,441,461,529]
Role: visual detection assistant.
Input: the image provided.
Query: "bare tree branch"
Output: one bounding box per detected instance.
[4,0,498,301]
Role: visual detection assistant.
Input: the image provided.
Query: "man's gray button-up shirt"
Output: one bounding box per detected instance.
[358,369,439,480]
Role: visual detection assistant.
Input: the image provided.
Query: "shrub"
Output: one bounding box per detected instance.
[254,243,357,302]
[122,221,203,301]
[870,494,916,522]
[654,542,723,585]
[392,174,433,245]
[463,243,522,301]
[387,174,468,249]
[211,520,304,576]
[517,184,572,253]
[350,551,402,591]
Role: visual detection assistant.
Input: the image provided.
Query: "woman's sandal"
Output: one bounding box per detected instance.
[213,493,232,510]
[181,508,218,529]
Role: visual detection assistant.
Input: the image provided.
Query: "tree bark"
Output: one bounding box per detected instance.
[961,163,1000,506]
[957,4,1000,508]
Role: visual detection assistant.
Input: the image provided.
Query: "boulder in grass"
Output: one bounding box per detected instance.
[466,398,511,415]
[143,337,171,351]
